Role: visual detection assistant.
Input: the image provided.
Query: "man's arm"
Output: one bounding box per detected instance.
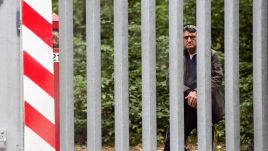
[211,50,224,89]
[185,50,223,109]
[166,71,192,92]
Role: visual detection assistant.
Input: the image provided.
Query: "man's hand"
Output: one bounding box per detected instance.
[185,91,197,108]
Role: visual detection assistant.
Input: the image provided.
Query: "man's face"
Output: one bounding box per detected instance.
[183,31,197,50]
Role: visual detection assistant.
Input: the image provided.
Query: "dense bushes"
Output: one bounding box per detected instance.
[53,0,254,146]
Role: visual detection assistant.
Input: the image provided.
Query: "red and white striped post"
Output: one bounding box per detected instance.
[53,14,60,151]
[22,0,56,150]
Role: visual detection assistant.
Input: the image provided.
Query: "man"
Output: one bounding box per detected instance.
[163,25,224,151]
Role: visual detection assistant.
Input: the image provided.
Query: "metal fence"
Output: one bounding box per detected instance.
[0,0,267,151]
[0,0,23,150]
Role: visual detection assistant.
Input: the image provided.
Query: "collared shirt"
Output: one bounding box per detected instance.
[189,53,196,60]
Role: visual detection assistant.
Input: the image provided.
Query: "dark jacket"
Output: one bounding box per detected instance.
[209,50,224,123]
[167,49,224,123]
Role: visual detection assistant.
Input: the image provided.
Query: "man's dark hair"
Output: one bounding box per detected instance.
[183,25,196,33]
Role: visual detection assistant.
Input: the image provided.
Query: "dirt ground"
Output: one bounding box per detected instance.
[75,145,163,151]
[75,144,226,151]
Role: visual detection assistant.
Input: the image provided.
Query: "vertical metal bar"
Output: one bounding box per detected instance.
[0,0,23,150]
[253,0,268,150]
[224,0,240,150]
[114,0,129,151]
[86,0,102,150]
[141,0,156,150]
[169,0,184,150]
[59,0,74,150]
[196,0,212,150]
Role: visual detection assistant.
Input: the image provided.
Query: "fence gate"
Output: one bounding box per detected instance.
[0,0,267,151]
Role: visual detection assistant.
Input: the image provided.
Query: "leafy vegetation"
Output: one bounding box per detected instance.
[53,0,254,146]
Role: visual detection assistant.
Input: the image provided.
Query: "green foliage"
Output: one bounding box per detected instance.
[52,0,58,13]
[239,0,254,144]
[184,0,196,25]
[239,62,253,144]
[212,0,254,145]
[53,0,254,146]
[73,36,87,144]
[74,75,87,143]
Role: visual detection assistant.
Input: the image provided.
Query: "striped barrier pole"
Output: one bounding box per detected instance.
[22,0,55,150]
[53,14,60,151]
